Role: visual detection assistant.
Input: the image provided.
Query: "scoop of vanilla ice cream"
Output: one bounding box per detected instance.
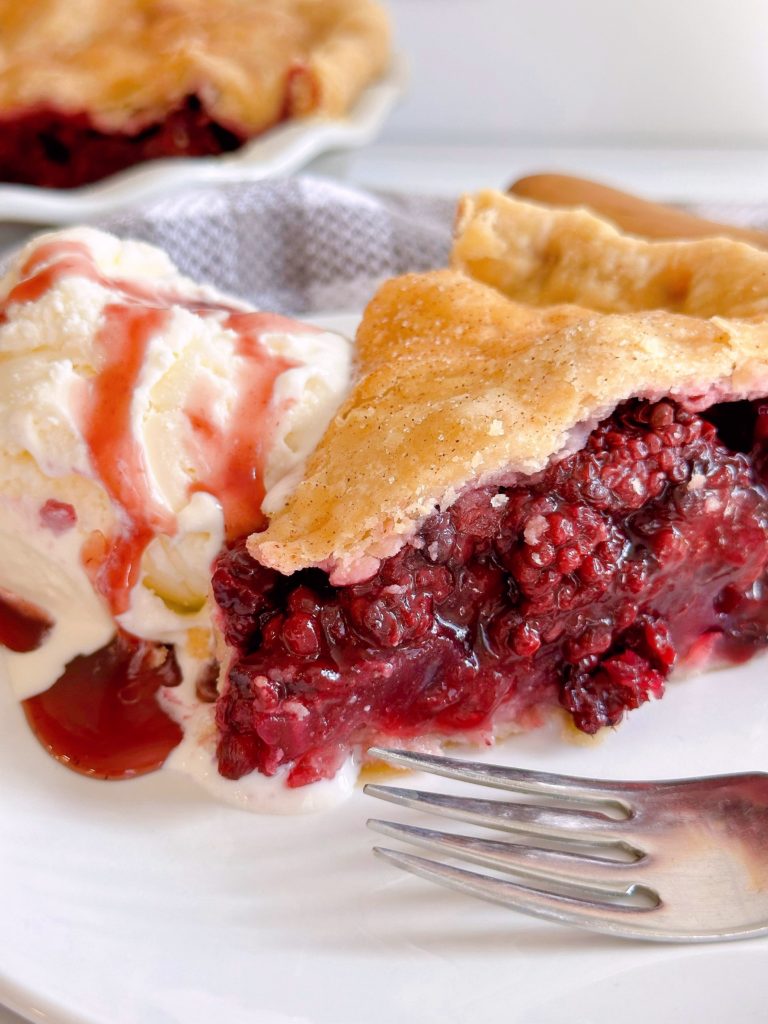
[0,227,352,699]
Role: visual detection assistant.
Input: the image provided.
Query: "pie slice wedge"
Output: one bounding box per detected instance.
[212,192,768,787]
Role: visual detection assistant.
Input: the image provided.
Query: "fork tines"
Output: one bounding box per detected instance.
[364,746,660,939]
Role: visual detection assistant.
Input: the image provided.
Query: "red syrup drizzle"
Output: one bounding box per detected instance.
[82,303,176,614]
[0,238,304,778]
[22,634,182,779]
[14,240,241,314]
[187,311,295,540]
[0,593,52,652]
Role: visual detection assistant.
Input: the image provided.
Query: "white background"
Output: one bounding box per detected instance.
[382,0,768,146]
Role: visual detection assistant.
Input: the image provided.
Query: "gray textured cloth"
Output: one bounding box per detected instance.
[6,178,768,315]
[98,177,456,314]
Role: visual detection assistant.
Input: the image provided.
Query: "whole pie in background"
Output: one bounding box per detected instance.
[0,0,391,188]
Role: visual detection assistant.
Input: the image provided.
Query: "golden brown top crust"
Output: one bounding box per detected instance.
[0,0,390,133]
[251,193,768,580]
[453,191,768,318]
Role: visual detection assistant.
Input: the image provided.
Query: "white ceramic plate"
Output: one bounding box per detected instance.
[0,312,767,1023]
[1,654,767,1024]
[0,62,404,225]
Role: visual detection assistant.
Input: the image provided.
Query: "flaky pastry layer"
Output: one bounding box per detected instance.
[251,194,768,580]
[453,191,768,318]
[0,0,390,133]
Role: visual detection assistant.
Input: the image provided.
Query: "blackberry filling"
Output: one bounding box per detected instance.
[0,96,248,189]
[213,398,768,787]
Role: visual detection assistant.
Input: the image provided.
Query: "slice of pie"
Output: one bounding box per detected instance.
[212,190,768,788]
[0,0,390,188]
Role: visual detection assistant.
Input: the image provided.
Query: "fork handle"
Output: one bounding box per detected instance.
[508,172,768,250]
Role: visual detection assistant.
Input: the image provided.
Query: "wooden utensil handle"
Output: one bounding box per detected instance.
[509,173,768,250]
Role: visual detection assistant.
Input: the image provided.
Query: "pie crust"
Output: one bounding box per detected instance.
[0,0,389,131]
[251,194,768,582]
[453,190,768,317]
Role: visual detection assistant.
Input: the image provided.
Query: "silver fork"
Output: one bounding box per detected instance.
[364,746,768,943]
